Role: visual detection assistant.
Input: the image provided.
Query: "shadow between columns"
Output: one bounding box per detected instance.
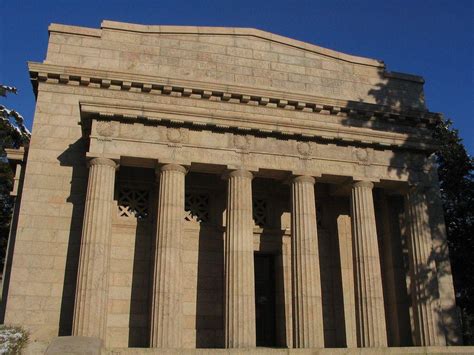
[258,229,285,348]
[128,218,152,347]
[195,225,224,348]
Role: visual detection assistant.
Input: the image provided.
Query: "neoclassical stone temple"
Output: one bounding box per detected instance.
[1,21,470,353]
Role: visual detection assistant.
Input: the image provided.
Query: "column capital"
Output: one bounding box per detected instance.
[292,175,315,185]
[88,157,118,169]
[353,180,374,189]
[158,163,187,174]
[225,169,253,180]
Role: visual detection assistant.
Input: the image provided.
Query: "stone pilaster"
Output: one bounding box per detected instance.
[150,164,186,348]
[291,175,324,348]
[351,180,387,347]
[73,157,117,339]
[405,185,446,346]
[224,169,256,348]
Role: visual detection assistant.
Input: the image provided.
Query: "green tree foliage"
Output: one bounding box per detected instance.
[0,85,30,265]
[434,118,474,344]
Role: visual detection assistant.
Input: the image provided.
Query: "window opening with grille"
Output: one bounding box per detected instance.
[117,187,150,219]
[185,192,210,223]
[253,198,268,227]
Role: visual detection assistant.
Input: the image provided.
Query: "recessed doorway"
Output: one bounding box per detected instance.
[254,253,276,347]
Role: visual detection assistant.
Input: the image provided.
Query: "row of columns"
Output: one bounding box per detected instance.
[72,157,446,348]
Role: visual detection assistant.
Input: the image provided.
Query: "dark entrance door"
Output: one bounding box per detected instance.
[254,254,276,347]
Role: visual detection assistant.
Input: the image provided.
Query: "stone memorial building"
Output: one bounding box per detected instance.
[1,21,468,353]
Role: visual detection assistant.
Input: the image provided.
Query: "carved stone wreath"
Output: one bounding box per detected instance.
[353,147,370,165]
[233,134,252,150]
[96,121,118,137]
[297,141,312,156]
[167,128,184,143]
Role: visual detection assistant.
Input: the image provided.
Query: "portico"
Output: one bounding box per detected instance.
[70,93,448,348]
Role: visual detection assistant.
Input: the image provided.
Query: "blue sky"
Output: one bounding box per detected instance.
[1,0,473,153]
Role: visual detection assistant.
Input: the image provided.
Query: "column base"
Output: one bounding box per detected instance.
[45,336,102,355]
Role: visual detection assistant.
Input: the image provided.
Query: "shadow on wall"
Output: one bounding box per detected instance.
[56,139,89,336]
[338,71,462,346]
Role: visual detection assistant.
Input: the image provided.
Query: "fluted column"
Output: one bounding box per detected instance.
[150,164,186,348]
[73,157,117,339]
[351,180,387,347]
[405,185,445,346]
[224,169,256,348]
[291,175,324,348]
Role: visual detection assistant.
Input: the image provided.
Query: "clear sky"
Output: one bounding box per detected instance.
[1,0,473,153]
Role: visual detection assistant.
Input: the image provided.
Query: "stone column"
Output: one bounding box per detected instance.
[336,214,357,348]
[224,169,256,348]
[351,180,387,347]
[150,164,186,348]
[405,185,445,346]
[291,175,324,348]
[73,157,117,339]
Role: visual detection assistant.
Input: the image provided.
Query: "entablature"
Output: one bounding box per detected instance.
[78,97,433,152]
[80,106,433,186]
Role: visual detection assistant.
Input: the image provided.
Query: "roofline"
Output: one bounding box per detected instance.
[48,20,385,68]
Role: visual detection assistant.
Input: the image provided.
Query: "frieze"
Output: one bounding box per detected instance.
[88,117,419,181]
[86,113,425,180]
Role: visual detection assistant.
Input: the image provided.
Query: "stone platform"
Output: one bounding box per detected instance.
[24,336,474,355]
[104,347,474,354]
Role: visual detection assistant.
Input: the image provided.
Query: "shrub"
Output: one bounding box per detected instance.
[0,325,29,354]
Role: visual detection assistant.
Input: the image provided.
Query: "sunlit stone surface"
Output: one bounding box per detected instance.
[1,21,468,353]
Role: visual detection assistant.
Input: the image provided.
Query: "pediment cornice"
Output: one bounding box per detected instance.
[49,21,385,68]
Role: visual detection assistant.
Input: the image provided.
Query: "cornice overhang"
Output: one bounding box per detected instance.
[29,62,440,131]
